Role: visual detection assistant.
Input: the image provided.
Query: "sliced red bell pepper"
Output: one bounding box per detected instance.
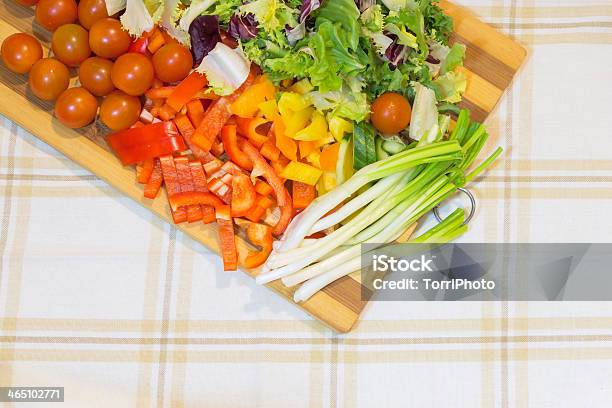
[230,173,256,217]
[174,156,202,223]
[220,172,233,186]
[174,113,195,139]
[208,178,232,204]
[186,99,205,127]
[166,71,209,112]
[191,71,256,152]
[256,194,275,210]
[202,205,216,224]
[136,158,155,184]
[241,141,293,236]
[147,29,165,54]
[145,87,175,100]
[216,204,238,271]
[108,122,187,165]
[245,205,267,223]
[128,36,149,55]
[168,191,224,212]
[244,222,273,268]
[260,136,281,162]
[292,181,316,210]
[211,139,225,157]
[246,117,271,148]
[203,158,223,177]
[159,155,187,223]
[221,125,252,170]
[143,159,163,199]
[158,104,177,121]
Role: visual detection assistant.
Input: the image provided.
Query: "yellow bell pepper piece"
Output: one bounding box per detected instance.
[314,132,335,148]
[306,150,322,169]
[258,99,280,121]
[280,161,323,186]
[285,107,314,138]
[230,76,277,118]
[294,111,328,141]
[317,171,337,195]
[328,116,353,142]
[289,78,314,95]
[278,92,311,117]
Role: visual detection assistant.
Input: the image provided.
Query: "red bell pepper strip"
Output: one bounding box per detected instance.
[221,125,252,170]
[245,205,267,223]
[113,136,187,166]
[256,194,275,210]
[211,139,225,157]
[186,99,205,127]
[245,117,270,148]
[166,71,208,112]
[128,36,149,55]
[230,173,256,217]
[145,87,175,100]
[189,159,216,224]
[168,191,224,212]
[292,181,316,210]
[203,158,223,177]
[143,159,163,199]
[159,155,187,223]
[108,122,187,165]
[191,71,256,152]
[241,141,293,236]
[260,136,281,162]
[216,204,238,271]
[174,156,203,223]
[136,158,155,184]
[174,113,195,139]
[244,222,273,268]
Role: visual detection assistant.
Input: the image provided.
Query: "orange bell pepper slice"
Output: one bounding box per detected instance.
[273,118,297,161]
[244,222,273,269]
[254,179,274,197]
[166,71,209,112]
[216,205,238,271]
[241,141,293,236]
[186,99,205,127]
[320,143,340,171]
[292,181,316,210]
[246,117,271,148]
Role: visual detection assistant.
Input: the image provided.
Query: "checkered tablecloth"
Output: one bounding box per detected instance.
[2,1,612,406]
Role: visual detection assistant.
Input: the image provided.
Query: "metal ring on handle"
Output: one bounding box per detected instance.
[432,187,476,226]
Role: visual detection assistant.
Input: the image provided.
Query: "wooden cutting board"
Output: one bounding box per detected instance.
[0,1,525,332]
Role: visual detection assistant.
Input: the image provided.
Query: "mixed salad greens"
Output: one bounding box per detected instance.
[103,0,499,302]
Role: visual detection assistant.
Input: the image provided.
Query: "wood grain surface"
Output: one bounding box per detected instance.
[0,1,525,332]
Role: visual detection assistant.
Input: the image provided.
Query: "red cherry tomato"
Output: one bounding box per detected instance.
[28,58,70,101]
[78,57,115,96]
[51,23,91,67]
[55,87,98,128]
[99,90,142,130]
[111,53,154,96]
[89,18,131,59]
[1,33,43,74]
[77,0,108,30]
[35,0,78,31]
[152,43,193,83]
[370,92,412,135]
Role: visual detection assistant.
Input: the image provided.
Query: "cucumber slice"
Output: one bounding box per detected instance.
[352,122,377,170]
[382,139,406,155]
[376,136,390,161]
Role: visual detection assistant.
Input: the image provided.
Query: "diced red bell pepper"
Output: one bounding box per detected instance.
[292,181,316,210]
[159,155,187,223]
[208,178,232,204]
[220,172,233,186]
[203,158,223,177]
[168,191,224,212]
[189,159,216,224]
[245,205,267,223]
[221,125,252,170]
[146,87,175,100]
[254,179,274,197]
[244,222,273,268]
[241,141,293,236]
[216,205,238,271]
[128,36,149,55]
[143,159,163,199]
[174,113,195,139]
[136,158,155,184]
[191,71,256,152]
[202,205,216,224]
[166,71,209,112]
[256,194,275,210]
[230,173,256,217]
[147,29,165,54]
[174,156,202,223]
[108,122,187,165]
[211,139,225,157]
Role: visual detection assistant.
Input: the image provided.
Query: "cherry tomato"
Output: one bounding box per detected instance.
[152,43,193,83]
[370,92,412,135]
[55,87,98,128]
[111,53,154,96]
[99,90,141,130]
[78,57,115,96]
[35,0,78,31]
[89,18,131,59]
[77,0,108,30]
[51,24,91,67]
[16,0,40,6]
[28,58,70,101]
[1,33,43,74]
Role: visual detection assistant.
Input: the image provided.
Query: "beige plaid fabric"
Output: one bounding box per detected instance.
[2,0,612,406]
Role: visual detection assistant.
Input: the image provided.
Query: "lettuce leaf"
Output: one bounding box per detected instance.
[161,0,190,44]
[316,0,360,50]
[119,0,163,37]
[386,7,428,56]
[239,0,297,32]
[179,0,217,32]
[432,70,467,103]
[196,42,251,95]
[440,42,466,75]
[307,88,370,122]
